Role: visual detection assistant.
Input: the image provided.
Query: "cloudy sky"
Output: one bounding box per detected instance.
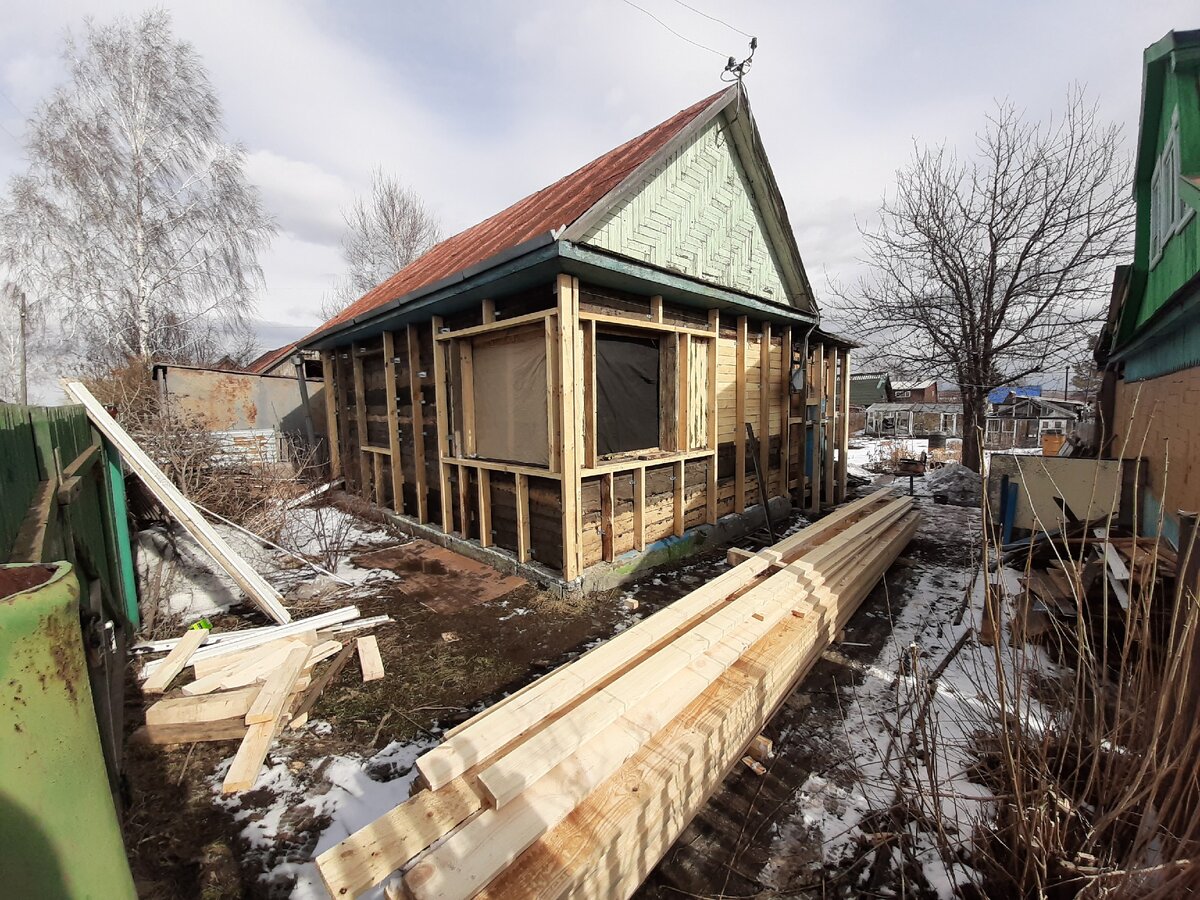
[0,0,1194,337]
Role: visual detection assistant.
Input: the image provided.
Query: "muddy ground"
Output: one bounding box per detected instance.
[120,485,975,899]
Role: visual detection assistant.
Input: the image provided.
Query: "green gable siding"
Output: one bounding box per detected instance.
[580,117,791,304]
[1137,70,1200,329]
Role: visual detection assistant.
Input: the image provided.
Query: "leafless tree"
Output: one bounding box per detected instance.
[0,11,275,371]
[835,90,1132,470]
[323,168,441,318]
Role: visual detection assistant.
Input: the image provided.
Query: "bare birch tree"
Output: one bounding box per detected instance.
[836,90,1132,470]
[0,11,274,370]
[322,169,441,318]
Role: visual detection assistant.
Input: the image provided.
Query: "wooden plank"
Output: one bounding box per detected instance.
[457,464,471,540]
[634,468,646,552]
[678,333,691,453]
[823,348,836,505]
[431,318,455,533]
[289,642,356,727]
[143,628,209,694]
[145,685,261,727]
[482,298,496,324]
[759,322,771,489]
[780,327,792,498]
[734,317,748,514]
[62,439,101,479]
[10,475,57,563]
[650,295,663,323]
[183,636,316,696]
[458,340,476,457]
[477,469,492,549]
[320,351,342,477]
[440,456,559,479]
[707,311,719,525]
[352,342,372,501]
[407,325,429,523]
[558,274,582,581]
[544,316,560,473]
[577,309,712,338]
[434,308,552,341]
[836,350,850,503]
[796,338,808,501]
[515,473,531,563]
[673,459,685,538]
[132,719,249,745]
[245,645,310,724]
[190,631,319,680]
[373,452,385,506]
[222,720,279,792]
[63,381,290,624]
[382,332,405,514]
[357,635,385,682]
[809,344,824,514]
[600,473,615,563]
[583,320,597,469]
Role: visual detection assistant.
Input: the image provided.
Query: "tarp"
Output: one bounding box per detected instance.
[472,329,549,466]
[596,334,660,456]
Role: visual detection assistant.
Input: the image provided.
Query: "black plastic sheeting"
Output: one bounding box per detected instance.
[596,333,660,456]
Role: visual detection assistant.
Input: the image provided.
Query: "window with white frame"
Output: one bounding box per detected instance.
[1150,109,1193,266]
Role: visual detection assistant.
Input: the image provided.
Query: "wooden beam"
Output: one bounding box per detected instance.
[558,274,583,581]
[545,316,561,473]
[809,343,823,515]
[780,327,792,499]
[145,685,260,727]
[837,350,851,503]
[457,464,471,540]
[288,642,355,726]
[245,645,309,724]
[823,347,836,506]
[677,333,691,453]
[673,459,685,537]
[62,440,101,479]
[515,473,531,563]
[382,332,405,515]
[796,338,808,501]
[440,456,560,479]
[142,628,209,695]
[634,468,645,552]
[482,298,496,324]
[650,295,663,323]
[357,635,385,682]
[706,310,719,525]
[577,310,712,338]
[759,322,772,495]
[373,452,385,507]
[600,473,614,563]
[734,316,748,514]
[320,351,342,478]
[435,308,552,341]
[64,381,291,624]
[352,342,372,501]
[10,476,56,563]
[583,319,597,469]
[407,325,429,523]
[431,318,455,533]
[477,469,492,548]
[458,340,476,457]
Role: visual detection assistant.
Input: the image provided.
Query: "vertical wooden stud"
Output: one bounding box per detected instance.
[823,347,836,506]
[406,325,428,523]
[457,464,471,540]
[319,350,341,478]
[583,320,597,469]
[373,453,385,506]
[431,318,455,533]
[678,333,691,453]
[600,473,614,563]
[706,309,719,525]
[382,332,405,515]
[515,473,531,563]
[734,316,748,514]
[351,342,371,501]
[809,341,824,515]
[780,326,792,501]
[759,322,771,495]
[557,274,583,581]
[796,336,808,500]
[458,340,476,457]
[545,316,561,473]
[673,459,685,537]
[482,298,496,324]
[837,349,851,503]
[634,468,645,552]
[650,295,663,323]
[477,469,492,548]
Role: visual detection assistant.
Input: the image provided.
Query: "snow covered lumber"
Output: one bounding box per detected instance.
[64,380,291,624]
[315,488,920,900]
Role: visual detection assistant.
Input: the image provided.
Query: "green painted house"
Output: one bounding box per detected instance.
[1099,29,1200,545]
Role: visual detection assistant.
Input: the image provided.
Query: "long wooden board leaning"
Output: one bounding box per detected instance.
[315,488,920,898]
[63,380,290,624]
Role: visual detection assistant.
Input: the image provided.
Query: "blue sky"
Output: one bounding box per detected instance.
[0,0,1194,334]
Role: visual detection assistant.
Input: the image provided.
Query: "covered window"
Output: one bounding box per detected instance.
[471,327,549,466]
[595,332,660,456]
[1151,108,1193,266]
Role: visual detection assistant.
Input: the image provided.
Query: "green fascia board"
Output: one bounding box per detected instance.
[304,239,817,350]
[1110,269,1200,375]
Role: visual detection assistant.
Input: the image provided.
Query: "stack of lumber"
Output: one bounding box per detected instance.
[315,489,920,899]
[134,608,391,793]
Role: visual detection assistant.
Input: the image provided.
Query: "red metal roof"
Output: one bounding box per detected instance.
[246,342,297,374]
[315,89,729,336]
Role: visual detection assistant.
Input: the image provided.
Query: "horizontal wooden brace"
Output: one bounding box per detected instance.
[579,310,717,339]
[434,309,554,342]
[441,456,563,480]
[581,448,716,478]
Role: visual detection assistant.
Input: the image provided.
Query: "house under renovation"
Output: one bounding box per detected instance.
[302,87,851,587]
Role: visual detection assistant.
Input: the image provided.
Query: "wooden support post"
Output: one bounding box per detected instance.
[758,322,771,496]
[382,332,405,514]
[674,459,685,537]
[319,350,341,478]
[837,350,851,503]
[431,318,455,533]
[823,347,836,506]
[457,464,471,540]
[796,336,808,500]
[600,473,614,563]
[406,325,428,523]
[373,453,385,506]
[545,316,561,474]
[650,295,663,323]
[482,298,496,324]
[706,310,719,525]
[634,468,646,552]
[583,320,597,469]
[677,333,690,453]
[515,473,531,562]
[351,342,371,500]
[780,326,791,500]
[809,342,823,515]
[557,274,583,581]
[458,340,476,457]
[477,469,492,548]
[735,316,748,514]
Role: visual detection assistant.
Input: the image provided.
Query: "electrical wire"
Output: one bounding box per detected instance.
[668,0,754,39]
[617,0,728,59]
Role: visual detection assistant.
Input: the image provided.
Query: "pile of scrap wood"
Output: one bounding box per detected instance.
[133,608,390,793]
[315,489,920,899]
[1004,525,1180,642]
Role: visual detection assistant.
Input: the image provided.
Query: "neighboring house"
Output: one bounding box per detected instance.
[848,371,893,432]
[987,385,1042,410]
[246,342,323,380]
[1096,29,1200,548]
[299,86,853,588]
[984,396,1083,450]
[865,402,962,438]
[891,378,938,403]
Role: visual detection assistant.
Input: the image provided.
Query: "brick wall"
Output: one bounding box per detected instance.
[1112,365,1200,542]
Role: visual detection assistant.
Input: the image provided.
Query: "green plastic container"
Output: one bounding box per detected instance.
[0,562,135,899]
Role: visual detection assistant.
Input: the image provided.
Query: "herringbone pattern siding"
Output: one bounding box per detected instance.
[581,118,789,303]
